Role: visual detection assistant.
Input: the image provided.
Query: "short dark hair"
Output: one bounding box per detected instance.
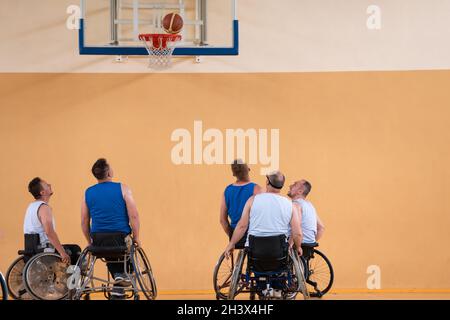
[92,158,110,180]
[28,177,43,199]
[231,159,249,181]
[302,180,312,197]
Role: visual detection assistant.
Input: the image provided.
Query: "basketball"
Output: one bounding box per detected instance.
[163,13,184,34]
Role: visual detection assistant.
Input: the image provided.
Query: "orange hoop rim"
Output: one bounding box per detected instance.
[138,33,182,42]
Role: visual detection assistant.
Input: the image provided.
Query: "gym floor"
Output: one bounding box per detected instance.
[156,292,450,300]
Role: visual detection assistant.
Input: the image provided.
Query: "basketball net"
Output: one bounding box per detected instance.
[139,34,182,69]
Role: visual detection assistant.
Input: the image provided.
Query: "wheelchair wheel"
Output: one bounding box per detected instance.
[5,256,31,300]
[289,249,309,300]
[303,249,334,297]
[227,250,245,300]
[0,272,7,300]
[131,246,157,300]
[23,253,69,300]
[68,249,94,300]
[213,252,234,300]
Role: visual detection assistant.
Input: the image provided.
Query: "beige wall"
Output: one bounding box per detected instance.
[1,0,450,72]
[1,71,450,290]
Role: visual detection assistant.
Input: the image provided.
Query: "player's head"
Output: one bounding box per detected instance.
[28,177,53,200]
[266,171,285,192]
[288,179,312,199]
[92,158,113,181]
[231,159,250,182]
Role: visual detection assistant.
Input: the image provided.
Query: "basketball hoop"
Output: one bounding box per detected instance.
[139,34,182,69]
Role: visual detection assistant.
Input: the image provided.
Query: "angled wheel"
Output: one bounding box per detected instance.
[131,246,157,300]
[0,272,7,300]
[303,249,334,297]
[6,256,31,300]
[213,252,234,300]
[289,249,309,300]
[23,253,69,300]
[227,250,245,300]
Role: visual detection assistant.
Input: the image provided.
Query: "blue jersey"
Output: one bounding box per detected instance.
[224,183,256,228]
[85,182,131,234]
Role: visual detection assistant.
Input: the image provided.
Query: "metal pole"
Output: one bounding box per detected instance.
[110,0,119,45]
[200,0,207,45]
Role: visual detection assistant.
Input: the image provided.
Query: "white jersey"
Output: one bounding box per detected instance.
[23,201,55,247]
[294,198,317,244]
[246,193,293,246]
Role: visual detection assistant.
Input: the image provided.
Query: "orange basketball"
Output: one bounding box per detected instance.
[163,13,184,34]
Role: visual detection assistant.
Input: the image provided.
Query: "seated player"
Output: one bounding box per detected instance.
[220,160,262,248]
[287,180,325,244]
[24,178,74,264]
[81,158,141,300]
[224,171,302,297]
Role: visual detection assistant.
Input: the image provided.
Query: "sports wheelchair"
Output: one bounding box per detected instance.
[301,242,334,297]
[5,234,80,300]
[214,240,333,299]
[67,232,157,300]
[1,270,7,300]
[215,235,309,300]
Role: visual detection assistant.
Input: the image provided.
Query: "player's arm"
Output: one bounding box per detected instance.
[290,203,303,255]
[224,196,254,258]
[316,214,325,241]
[122,184,141,246]
[81,195,91,245]
[39,205,70,263]
[253,184,263,195]
[220,193,232,236]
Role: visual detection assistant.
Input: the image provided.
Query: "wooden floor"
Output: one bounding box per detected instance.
[156,292,450,300]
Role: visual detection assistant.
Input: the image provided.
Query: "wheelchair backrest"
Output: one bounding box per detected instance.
[24,234,41,255]
[248,234,288,272]
[89,232,128,258]
[91,232,127,247]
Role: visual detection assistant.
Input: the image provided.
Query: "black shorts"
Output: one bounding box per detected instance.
[229,228,248,250]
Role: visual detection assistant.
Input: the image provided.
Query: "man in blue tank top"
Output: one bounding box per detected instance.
[220,160,261,248]
[81,158,141,299]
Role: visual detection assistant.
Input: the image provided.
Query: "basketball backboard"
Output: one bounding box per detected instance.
[79,0,238,56]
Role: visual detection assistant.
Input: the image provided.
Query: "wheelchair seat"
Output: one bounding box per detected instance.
[87,245,128,258]
[301,242,319,248]
[248,235,289,273]
[301,242,318,259]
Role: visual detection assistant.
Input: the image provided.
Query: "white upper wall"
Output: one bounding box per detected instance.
[1,0,450,73]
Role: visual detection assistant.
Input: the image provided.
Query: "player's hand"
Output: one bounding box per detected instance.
[60,252,71,264]
[133,238,142,248]
[224,244,234,259]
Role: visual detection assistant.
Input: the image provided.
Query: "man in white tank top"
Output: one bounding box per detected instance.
[224,171,303,257]
[23,177,70,264]
[288,180,325,243]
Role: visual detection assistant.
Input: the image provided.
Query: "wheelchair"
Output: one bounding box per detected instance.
[215,235,309,300]
[1,270,7,300]
[5,234,80,300]
[301,242,334,297]
[67,232,157,300]
[214,240,333,299]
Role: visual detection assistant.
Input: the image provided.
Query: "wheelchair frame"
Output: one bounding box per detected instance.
[226,248,309,300]
[214,243,334,300]
[67,244,157,300]
[0,271,7,300]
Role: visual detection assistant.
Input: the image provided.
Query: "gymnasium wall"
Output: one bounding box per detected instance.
[1,0,450,292]
[1,71,450,291]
